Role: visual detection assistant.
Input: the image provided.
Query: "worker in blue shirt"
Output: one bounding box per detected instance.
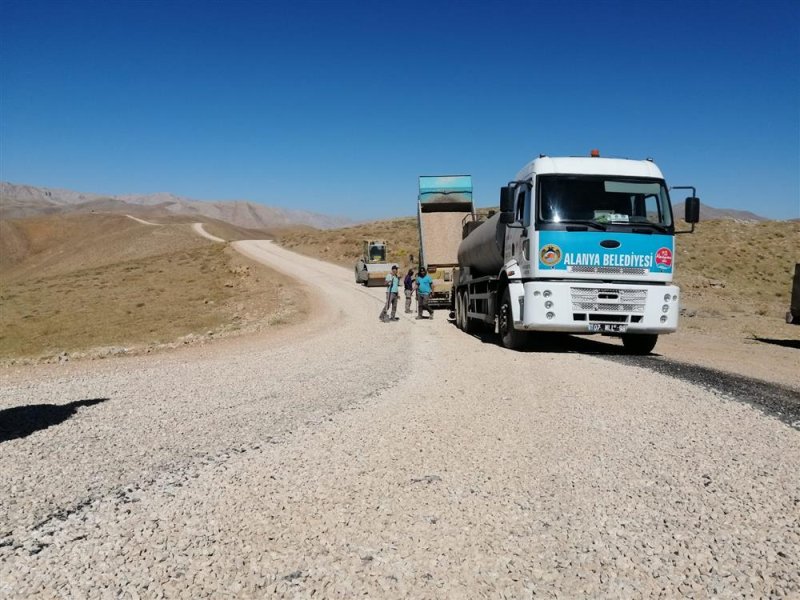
[379,265,401,322]
[415,266,434,319]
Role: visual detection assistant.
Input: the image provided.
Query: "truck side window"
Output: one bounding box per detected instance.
[515,186,529,225]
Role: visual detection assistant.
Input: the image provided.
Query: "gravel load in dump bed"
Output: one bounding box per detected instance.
[1,240,798,598]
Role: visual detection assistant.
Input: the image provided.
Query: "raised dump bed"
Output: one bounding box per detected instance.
[418,175,474,307]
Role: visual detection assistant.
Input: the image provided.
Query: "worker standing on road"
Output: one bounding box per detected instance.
[379,265,401,322]
[415,267,434,320]
[403,269,414,313]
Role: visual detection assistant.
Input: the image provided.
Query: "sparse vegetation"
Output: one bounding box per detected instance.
[1,209,796,362]
[278,217,419,269]
[0,213,305,361]
[674,219,799,335]
[280,216,800,342]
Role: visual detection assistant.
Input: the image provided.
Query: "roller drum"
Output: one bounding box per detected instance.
[457,212,505,276]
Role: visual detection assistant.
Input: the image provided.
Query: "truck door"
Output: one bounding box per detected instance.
[504,183,531,273]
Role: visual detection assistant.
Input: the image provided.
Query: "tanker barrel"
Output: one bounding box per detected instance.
[462,220,482,239]
[457,212,505,276]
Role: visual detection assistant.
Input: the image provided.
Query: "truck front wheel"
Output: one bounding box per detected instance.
[621,333,658,355]
[499,288,526,350]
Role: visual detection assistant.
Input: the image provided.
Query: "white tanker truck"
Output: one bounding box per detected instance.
[452,152,700,354]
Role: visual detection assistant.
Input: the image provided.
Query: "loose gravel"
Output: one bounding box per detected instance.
[1,240,798,598]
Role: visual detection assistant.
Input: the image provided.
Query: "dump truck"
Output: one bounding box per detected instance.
[787,263,800,325]
[355,240,391,287]
[452,152,700,354]
[417,175,475,308]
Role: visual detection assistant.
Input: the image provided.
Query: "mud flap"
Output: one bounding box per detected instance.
[507,280,525,324]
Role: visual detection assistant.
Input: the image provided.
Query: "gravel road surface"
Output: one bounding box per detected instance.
[1,240,798,598]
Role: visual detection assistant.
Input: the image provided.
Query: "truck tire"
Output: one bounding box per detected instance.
[462,290,477,334]
[456,291,466,331]
[621,333,658,355]
[499,287,526,350]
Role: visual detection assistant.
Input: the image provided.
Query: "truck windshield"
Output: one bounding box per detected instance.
[538,176,673,229]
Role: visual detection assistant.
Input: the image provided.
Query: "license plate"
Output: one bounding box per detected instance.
[588,323,628,333]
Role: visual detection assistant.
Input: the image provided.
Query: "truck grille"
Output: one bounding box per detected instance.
[568,266,649,276]
[570,287,647,314]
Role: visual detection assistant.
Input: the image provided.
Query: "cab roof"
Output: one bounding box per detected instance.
[515,156,665,181]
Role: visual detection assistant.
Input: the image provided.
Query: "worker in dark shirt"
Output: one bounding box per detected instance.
[403,269,414,313]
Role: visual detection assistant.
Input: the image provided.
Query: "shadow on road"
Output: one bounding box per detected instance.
[0,398,109,444]
[751,337,800,350]
[446,318,638,355]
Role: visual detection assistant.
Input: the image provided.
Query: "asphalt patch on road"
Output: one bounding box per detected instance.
[447,321,799,428]
[605,355,800,429]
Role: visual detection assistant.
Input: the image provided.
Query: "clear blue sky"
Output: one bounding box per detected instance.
[2,0,798,219]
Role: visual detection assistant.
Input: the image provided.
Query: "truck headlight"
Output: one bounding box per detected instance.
[546,312,555,320]
[664,293,671,302]
[660,315,668,323]
[543,290,552,298]
[545,301,553,309]
[662,304,669,313]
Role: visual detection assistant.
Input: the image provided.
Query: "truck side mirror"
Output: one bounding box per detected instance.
[499,211,515,224]
[685,197,700,224]
[500,186,514,214]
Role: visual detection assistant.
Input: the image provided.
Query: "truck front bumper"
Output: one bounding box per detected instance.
[514,281,680,334]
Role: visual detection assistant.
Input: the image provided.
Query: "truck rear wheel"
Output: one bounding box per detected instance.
[462,290,479,334]
[621,333,658,355]
[456,291,466,331]
[499,287,526,350]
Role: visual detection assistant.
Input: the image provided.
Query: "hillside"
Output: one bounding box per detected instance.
[673,201,767,222]
[0,213,305,361]
[278,216,800,341]
[0,181,354,230]
[3,190,795,360]
[278,217,420,270]
[674,219,799,333]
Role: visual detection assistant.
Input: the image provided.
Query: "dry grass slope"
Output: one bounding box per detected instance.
[674,219,799,337]
[3,210,795,361]
[0,214,304,361]
[278,217,420,270]
[276,209,497,270]
[279,216,800,340]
